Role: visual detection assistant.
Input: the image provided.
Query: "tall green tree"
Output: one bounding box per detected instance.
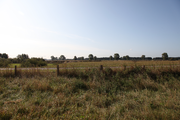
[74,56,77,60]
[122,56,126,60]
[109,56,113,60]
[51,56,58,60]
[88,54,93,60]
[94,56,97,60]
[59,55,66,60]
[141,55,145,60]
[1,53,9,59]
[0,58,10,67]
[126,55,130,60]
[51,56,55,60]
[162,53,168,60]
[81,57,84,60]
[114,53,119,60]
[17,54,29,60]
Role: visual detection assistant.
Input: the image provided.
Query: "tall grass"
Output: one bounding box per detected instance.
[9,60,180,68]
[0,64,180,119]
[55,60,180,68]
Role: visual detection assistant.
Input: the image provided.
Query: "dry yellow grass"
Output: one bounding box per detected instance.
[56,60,180,68]
[0,61,180,119]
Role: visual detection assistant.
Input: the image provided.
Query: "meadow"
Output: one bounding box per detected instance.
[9,60,180,68]
[0,60,180,120]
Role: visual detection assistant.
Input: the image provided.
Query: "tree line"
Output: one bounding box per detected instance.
[0,52,179,68]
[0,54,47,67]
[0,53,8,59]
[0,52,179,62]
[50,52,176,61]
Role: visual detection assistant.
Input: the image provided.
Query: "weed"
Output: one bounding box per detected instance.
[17,107,29,115]
[72,80,88,93]
[0,110,12,120]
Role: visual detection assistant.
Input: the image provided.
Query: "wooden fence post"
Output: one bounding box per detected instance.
[15,65,17,76]
[57,65,59,76]
[100,65,103,71]
[124,66,126,71]
[142,65,145,70]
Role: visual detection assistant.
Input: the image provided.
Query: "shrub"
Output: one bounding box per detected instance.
[21,58,47,67]
[72,80,88,93]
[104,67,114,76]
[0,58,10,67]
[0,110,12,120]
[17,107,29,115]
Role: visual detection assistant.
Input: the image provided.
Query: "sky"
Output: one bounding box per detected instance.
[0,0,180,59]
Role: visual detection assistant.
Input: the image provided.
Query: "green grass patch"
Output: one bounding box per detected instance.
[9,63,21,68]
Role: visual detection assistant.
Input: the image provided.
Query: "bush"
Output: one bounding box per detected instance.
[0,58,10,67]
[72,80,88,93]
[21,58,47,67]
[0,110,12,120]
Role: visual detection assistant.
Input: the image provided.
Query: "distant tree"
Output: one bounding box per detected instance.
[88,54,93,60]
[109,56,113,60]
[114,53,119,60]
[81,57,84,60]
[141,55,145,60]
[162,53,168,60]
[51,56,55,60]
[2,53,8,59]
[21,58,47,67]
[122,56,126,60]
[17,54,29,60]
[51,56,58,60]
[94,56,97,60]
[9,58,15,63]
[74,56,77,60]
[0,58,10,67]
[59,55,66,60]
[126,55,130,60]
[0,53,2,58]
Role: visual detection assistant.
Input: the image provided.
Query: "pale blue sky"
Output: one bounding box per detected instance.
[0,0,180,59]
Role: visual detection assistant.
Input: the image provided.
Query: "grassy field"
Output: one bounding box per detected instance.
[9,64,21,68]
[0,61,180,119]
[45,60,180,68]
[9,60,180,68]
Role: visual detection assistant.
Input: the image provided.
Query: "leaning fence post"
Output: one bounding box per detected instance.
[15,65,17,76]
[100,65,103,71]
[57,65,59,76]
